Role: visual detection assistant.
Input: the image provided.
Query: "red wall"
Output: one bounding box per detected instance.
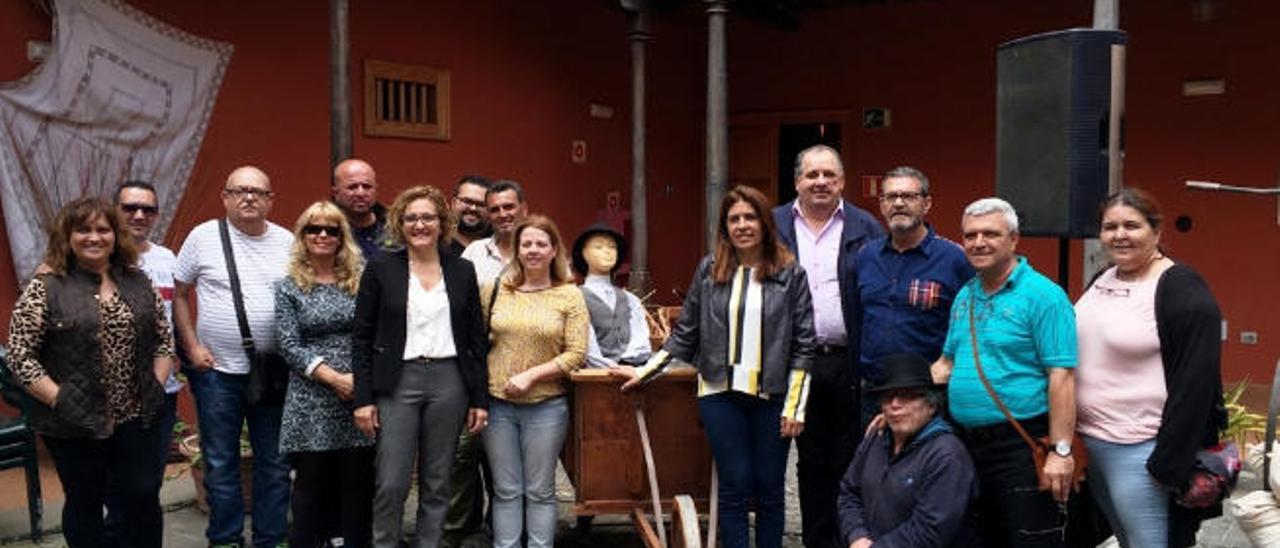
[728,1,1280,380]
[2,1,1277,381]
[0,0,710,327]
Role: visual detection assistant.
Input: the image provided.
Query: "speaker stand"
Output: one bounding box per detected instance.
[1057,237,1071,291]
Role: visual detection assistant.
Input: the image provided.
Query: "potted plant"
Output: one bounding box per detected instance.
[1223,378,1266,458]
[175,423,255,514]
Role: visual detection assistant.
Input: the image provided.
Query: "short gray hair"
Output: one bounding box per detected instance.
[884,166,930,195]
[793,144,844,181]
[963,197,1019,234]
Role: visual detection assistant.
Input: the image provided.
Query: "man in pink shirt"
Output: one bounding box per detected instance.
[772,144,883,548]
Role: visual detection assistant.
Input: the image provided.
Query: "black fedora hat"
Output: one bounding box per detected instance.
[572,224,627,276]
[866,353,939,396]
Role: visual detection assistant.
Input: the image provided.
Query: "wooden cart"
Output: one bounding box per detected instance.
[564,368,714,548]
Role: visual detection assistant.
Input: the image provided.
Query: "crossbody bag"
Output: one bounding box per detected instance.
[219,219,288,405]
[968,296,1088,492]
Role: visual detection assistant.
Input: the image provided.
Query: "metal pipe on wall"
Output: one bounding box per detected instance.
[704,0,729,251]
[329,0,352,167]
[624,2,651,293]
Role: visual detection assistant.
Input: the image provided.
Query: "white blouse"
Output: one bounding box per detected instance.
[403,272,457,360]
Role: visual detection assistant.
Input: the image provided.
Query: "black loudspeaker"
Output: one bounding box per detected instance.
[996,28,1127,238]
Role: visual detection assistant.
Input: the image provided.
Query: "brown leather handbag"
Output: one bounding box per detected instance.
[968,298,1088,492]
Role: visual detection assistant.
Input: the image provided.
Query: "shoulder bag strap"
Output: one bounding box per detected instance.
[968,295,1041,454]
[219,219,257,361]
[486,275,502,328]
[486,262,512,328]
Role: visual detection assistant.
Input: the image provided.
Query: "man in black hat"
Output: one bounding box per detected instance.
[837,353,980,548]
[572,224,651,367]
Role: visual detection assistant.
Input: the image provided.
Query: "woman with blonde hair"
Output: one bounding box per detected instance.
[482,214,588,548]
[352,185,490,548]
[275,200,374,547]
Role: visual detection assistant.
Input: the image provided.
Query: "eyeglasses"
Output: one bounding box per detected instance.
[402,213,440,226]
[880,191,925,204]
[224,186,273,199]
[120,203,159,216]
[303,224,342,238]
[455,197,486,209]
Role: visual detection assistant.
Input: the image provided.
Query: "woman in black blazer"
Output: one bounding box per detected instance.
[352,185,489,548]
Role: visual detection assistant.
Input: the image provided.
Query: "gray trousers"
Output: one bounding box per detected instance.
[372,358,469,548]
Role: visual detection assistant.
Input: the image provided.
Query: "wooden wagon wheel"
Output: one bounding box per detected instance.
[669,494,703,548]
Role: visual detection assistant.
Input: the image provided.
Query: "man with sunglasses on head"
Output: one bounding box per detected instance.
[332,158,389,258]
[856,167,973,426]
[173,166,294,548]
[447,175,494,256]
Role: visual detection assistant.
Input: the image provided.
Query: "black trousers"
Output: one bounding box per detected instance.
[961,415,1069,548]
[289,445,377,548]
[103,393,177,548]
[43,419,165,548]
[795,350,860,548]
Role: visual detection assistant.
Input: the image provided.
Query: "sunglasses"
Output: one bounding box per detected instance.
[303,224,342,238]
[120,203,159,216]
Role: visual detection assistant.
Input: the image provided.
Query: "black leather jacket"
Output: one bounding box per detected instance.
[659,255,815,397]
[31,265,165,439]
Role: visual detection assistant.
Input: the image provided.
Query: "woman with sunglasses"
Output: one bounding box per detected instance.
[275,201,374,547]
[352,186,489,548]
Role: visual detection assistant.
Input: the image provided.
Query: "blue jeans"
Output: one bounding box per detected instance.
[483,397,569,548]
[103,393,177,547]
[698,392,790,548]
[188,369,291,547]
[1082,435,1168,548]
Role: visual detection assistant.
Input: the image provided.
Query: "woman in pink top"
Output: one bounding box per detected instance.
[1074,188,1226,548]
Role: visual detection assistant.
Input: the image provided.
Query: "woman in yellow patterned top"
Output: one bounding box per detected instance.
[480,214,587,548]
[614,185,816,548]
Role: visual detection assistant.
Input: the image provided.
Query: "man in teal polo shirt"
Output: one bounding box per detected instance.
[931,197,1078,548]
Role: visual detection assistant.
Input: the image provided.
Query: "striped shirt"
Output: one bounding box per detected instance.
[174,219,293,375]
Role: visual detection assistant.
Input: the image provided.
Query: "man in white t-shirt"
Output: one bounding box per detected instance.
[173,166,294,548]
[99,180,182,546]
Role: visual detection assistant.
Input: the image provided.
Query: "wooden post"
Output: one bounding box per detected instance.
[623,1,652,294]
[329,0,352,167]
[704,0,729,250]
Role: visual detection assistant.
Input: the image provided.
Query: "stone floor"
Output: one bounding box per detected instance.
[0,446,1262,547]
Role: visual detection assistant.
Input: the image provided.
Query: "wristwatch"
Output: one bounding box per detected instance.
[1053,439,1072,458]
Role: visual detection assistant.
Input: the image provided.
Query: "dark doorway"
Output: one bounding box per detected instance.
[777,122,842,205]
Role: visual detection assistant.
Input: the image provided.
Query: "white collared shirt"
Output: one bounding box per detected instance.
[461,236,509,288]
[581,274,652,367]
[402,273,456,360]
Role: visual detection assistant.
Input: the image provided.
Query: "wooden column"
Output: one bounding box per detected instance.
[329,0,352,167]
[622,1,651,294]
[703,0,729,250]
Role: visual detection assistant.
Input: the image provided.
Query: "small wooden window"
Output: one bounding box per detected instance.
[363,60,450,140]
